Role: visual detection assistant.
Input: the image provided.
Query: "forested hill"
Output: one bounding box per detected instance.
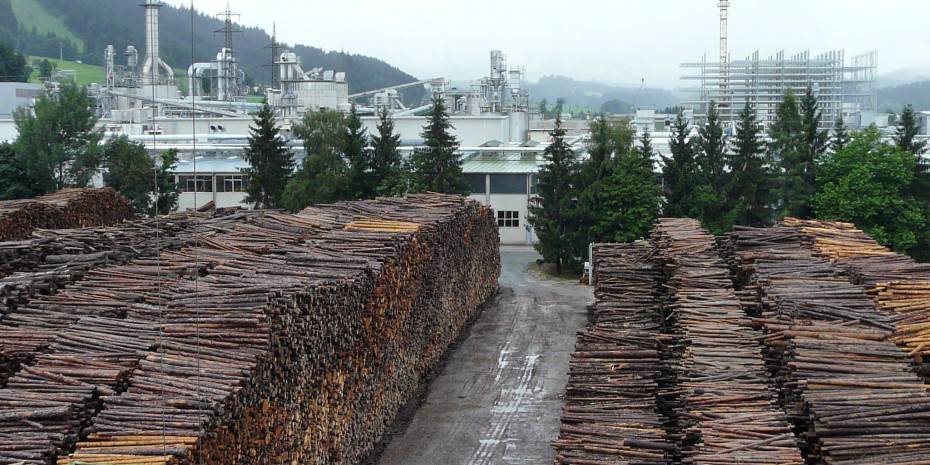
[878,81,930,113]
[0,0,423,100]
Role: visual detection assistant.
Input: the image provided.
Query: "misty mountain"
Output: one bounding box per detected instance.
[527,75,682,111]
[878,80,930,113]
[0,0,424,101]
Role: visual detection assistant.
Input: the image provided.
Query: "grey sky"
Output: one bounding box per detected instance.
[163,0,930,88]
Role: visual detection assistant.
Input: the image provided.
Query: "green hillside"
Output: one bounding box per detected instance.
[28,56,101,86]
[9,0,83,51]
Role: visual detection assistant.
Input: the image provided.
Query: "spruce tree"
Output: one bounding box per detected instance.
[894,104,928,156]
[769,89,804,218]
[102,135,154,214]
[528,116,578,275]
[598,144,662,243]
[242,100,294,209]
[576,115,633,243]
[831,116,850,153]
[661,110,697,218]
[370,107,405,197]
[344,104,375,199]
[726,100,772,227]
[639,128,655,169]
[692,100,729,234]
[154,149,180,215]
[409,96,469,194]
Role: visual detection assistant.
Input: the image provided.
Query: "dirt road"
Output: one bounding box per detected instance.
[376,246,592,465]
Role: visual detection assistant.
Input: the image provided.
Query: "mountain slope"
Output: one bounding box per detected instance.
[878,81,930,113]
[527,75,682,111]
[10,0,83,51]
[0,0,424,101]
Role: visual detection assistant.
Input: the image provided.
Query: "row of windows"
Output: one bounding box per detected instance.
[177,175,249,193]
[466,174,538,195]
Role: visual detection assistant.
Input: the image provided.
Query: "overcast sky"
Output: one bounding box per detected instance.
[163,0,930,88]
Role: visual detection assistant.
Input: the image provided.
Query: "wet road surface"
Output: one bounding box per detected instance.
[377,246,593,465]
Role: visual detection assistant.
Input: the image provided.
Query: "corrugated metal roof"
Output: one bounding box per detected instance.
[462,158,544,174]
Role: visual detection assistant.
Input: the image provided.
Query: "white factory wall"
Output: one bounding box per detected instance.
[0,120,16,143]
[361,115,512,147]
[178,191,248,211]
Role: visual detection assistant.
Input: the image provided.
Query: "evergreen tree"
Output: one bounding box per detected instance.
[528,116,578,275]
[894,104,928,156]
[576,115,633,243]
[661,110,697,218]
[344,104,375,199]
[409,96,469,194]
[242,100,294,209]
[597,144,663,243]
[13,80,102,195]
[769,89,805,218]
[775,85,828,219]
[370,107,405,197]
[831,116,850,153]
[282,109,349,211]
[726,100,772,228]
[0,142,32,200]
[639,128,655,169]
[0,41,28,82]
[154,149,180,215]
[692,100,729,234]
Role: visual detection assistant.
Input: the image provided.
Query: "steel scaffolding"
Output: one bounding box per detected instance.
[681,50,877,130]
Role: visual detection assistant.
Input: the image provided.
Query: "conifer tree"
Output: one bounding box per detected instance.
[661,110,697,217]
[370,108,405,197]
[576,115,633,244]
[692,100,729,234]
[409,96,469,194]
[895,104,928,156]
[726,100,772,227]
[598,143,662,243]
[528,116,578,274]
[154,149,180,216]
[639,128,655,169]
[344,104,375,199]
[769,89,805,218]
[242,100,294,209]
[831,116,850,153]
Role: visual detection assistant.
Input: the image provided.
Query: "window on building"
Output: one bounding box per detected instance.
[490,174,527,194]
[465,174,486,194]
[530,174,538,195]
[497,210,520,228]
[178,175,213,193]
[216,175,249,193]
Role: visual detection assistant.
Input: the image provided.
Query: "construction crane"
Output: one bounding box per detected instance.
[719,0,729,108]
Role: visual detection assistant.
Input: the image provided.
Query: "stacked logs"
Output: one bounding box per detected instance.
[0,188,133,242]
[652,219,802,465]
[779,219,930,377]
[42,194,499,465]
[554,244,675,465]
[0,210,248,318]
[726,224,930,464]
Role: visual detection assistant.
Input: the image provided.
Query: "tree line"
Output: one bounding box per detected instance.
[529,86,930,272]
[247,95,469,211]
[2,79,179,215]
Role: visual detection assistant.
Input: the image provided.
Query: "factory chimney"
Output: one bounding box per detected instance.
[141,0,175,85]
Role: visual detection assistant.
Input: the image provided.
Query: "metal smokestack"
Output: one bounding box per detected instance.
[141,0,175,85]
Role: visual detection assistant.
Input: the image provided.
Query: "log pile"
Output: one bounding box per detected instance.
[0,188,134,242]
[34,194,500,465]
[554,244,675,465]
[727,224,930,464]
[0,210,249,318]
[652,220,802,465]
